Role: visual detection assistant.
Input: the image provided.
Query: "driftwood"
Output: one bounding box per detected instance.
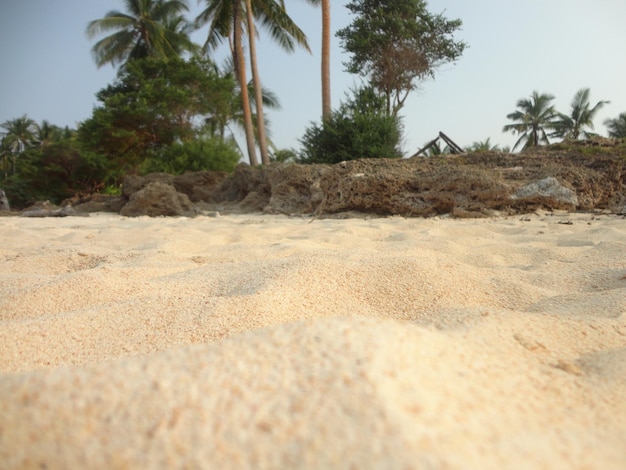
[411,131,464,157]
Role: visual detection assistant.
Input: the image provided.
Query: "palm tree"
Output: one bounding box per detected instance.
[0,115,38,175]
[205,61,281,144]
[503,91,558,151]
[301,0,331,118]
[551,88,609,140]
[466,138,501,152]
[35,121,63,147]
[244,0,269,164]
[0,138,12,179]
[196,0,309,165]
[604,112,626,138]
[86,0,197,69]
[320,0,331,119]
[248,1,310,164]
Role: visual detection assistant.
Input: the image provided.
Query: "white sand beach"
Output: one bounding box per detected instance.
[1,211,625,468]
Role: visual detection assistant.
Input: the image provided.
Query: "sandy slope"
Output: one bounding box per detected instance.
[1,212,625,468]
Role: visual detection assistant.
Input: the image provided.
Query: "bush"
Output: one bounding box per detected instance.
[2,141,109,208]
[140,137,241,175]
[299,87,403,164]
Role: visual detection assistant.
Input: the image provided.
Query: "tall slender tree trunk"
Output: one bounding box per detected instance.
[233,2,258,166]
[321,0,331,119]
[245,0,270,165]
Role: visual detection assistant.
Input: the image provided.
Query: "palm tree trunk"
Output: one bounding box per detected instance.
[233,2,258,166]
[245,0,270,165]
[321,0,331,119]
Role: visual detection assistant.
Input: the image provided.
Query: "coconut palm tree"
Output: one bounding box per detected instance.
[34,121,64,147]
[465,138,501,152]
[0,137,12,179]
[196,0,309,165]
[86,0,197,69]
[551,88,609,140]
[300,0,331,118]
[604,112,626,138]
[205,61,281,144]
[503,91,558,151]
[1,115,38,175]
[320,0,331,118]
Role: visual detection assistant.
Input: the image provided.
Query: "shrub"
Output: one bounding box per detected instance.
[299,87,403,164]
[140,137,241,175]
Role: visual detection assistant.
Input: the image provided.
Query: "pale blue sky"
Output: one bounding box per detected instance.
[1,0,625,156]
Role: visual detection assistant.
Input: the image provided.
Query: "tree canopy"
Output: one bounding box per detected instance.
[78,57,237,176]
[337,0,466,116]
[299,86,403,164]
[604,112,626,138]
[551,88,609,140]
[502,91,559,151]
[86,0,198,69]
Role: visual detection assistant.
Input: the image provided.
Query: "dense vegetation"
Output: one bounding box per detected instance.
[1,0,624,209]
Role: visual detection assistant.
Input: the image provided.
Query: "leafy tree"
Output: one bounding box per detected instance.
[78,57,235,177]
[86,0,198,69]
[336,0,466,116]
[2,132,108,207]
[299,86,403,164]
[196,0,310,165]
[552,88,609,140]
[502,91,558,151]
[1,115,38,175]
[604,112,626,138]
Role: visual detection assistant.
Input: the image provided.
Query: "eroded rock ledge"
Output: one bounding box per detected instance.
[14,143,626,218]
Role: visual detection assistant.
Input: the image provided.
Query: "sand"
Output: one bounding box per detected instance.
[0,211,625,469]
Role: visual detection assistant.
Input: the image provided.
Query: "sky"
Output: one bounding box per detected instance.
[1,0,626,157]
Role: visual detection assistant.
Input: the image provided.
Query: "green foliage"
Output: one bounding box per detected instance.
[551,88,609,140]
[299,87,403,164]
[271,148,298,163]
[140,137,241,174]
[86,0,198,69]
[78,57,235,175]
[336,0,466,116]
[604,112,626,138]
[503,91,559,151]
[465,138,509,153]
[2,138,109,207]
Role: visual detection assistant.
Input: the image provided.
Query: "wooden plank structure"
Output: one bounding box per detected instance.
[411,131,464,157]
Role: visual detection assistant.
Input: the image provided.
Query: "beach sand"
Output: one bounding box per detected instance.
[1,211,625,468]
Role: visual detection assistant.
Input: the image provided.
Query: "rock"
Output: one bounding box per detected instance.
[105,145,626,218]
[21,203,87,218]
[211,164,271,212]
[0,189,9,211]
[173,171,229,202]
[264,163,330,214]
[120,182,194,217]
[122,173,175,198]
[73,195,127,214]
[512,177,579,207]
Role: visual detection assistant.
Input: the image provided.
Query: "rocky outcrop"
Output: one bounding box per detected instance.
[86,141,626,218]
[120,181,194,217]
